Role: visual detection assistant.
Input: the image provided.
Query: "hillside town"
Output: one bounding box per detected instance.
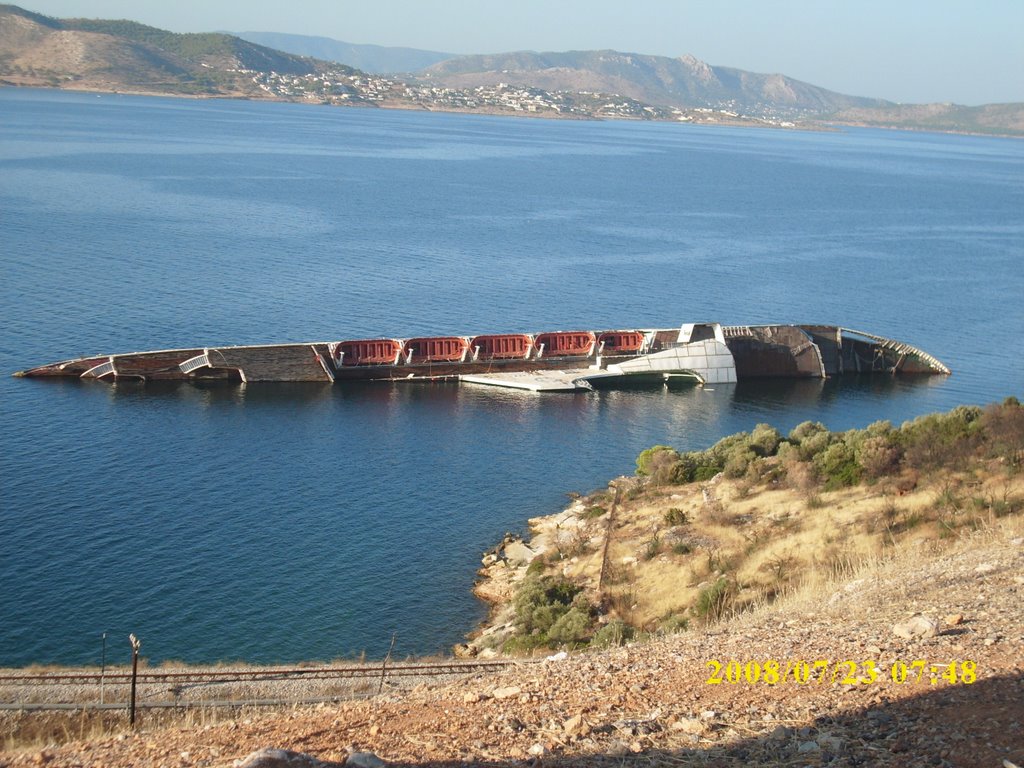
[244,67,791,126]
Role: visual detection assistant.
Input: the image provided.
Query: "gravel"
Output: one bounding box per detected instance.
[2,523,1022,768]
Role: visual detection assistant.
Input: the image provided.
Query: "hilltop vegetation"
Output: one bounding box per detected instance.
[58,17,317,75]
[470,398,1024,656]
[0,3,345,96]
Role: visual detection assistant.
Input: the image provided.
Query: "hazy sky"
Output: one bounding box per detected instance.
[18,0,1024,105]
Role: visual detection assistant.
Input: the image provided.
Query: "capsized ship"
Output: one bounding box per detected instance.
[14,323,950,393]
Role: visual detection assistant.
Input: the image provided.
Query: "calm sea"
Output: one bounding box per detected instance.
[1,89,1022,667]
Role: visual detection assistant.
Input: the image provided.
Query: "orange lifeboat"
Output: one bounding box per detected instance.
[334,339,402,366]
[533,331,596,358]
[597,330,645,354]
[469,334,533,360]
[403,336,469,364]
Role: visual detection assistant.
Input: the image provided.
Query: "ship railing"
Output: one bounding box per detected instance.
[840,328,951,374]
[80,359,115,379]
[722,325,756,338]
[179,352,212,375]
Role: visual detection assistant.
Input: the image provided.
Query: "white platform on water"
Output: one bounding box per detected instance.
[460,370,597,392]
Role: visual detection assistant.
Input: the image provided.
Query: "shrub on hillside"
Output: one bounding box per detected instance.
[591,618,635,648]
[749,423,783,457]
[514,575,581,634]
[547,607,591,645]
[664,507,690,526]
[858,434,903,479]
[706,432,751,464]
[510,575,598,649]
[900,406,982,470]
[980,397,1024,467]
[694,577,735,623]
[814,441,861,489]
[789,420,828,444]
[636,445,679,477]
[724,446,758,479]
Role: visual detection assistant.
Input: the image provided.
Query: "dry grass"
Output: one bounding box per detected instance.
[539,461,1022,634]
[0,704,259,753]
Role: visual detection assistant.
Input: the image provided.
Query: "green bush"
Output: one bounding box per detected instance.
[502,634,551,654]
[681,449,728,482]
[724,447,757,479]
[636,445,679,476]
[511,576,595,649]
[858,435,902,478]
[797,429,833,461]
[899,407,982,470]
[707,432,751,464]
[664,507,690,526]
[980,398,1024,467]
[865,419,895,438]
[658,614,689,634]
[514,575,581,634]
[789,420,828,444]
[694,577,735,623]
[814,441,861,489]
[591,619,635,648]
[547,607,591,645]
[749,423,783,457]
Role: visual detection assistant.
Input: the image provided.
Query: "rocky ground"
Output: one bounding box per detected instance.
[2,517,1021,768]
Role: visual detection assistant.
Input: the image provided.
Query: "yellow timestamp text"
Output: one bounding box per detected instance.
[705,659,977,685]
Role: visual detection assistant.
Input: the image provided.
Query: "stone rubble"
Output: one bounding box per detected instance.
[1,523,1021,768]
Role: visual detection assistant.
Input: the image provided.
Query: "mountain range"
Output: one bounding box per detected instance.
[417,49,890,118]
[2,4,1021,135]
[235,31,453,74]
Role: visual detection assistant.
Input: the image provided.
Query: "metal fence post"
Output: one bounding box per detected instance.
[128,634,141,727]
[100,632,107,705]
[377,634,396,695]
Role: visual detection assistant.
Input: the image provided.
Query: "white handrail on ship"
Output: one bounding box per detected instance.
[840,328,951,374]
[179,352,211,375]
[80,359,115,379]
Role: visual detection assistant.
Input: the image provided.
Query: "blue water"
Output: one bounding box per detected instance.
[1,88,1022,667]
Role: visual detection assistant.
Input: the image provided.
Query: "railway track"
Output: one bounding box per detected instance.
[0,659,536,712]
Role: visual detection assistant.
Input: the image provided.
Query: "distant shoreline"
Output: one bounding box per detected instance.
[0,80,827,133]
[6,81,1022,138]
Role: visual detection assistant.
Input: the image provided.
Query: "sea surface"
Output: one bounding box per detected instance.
[1,89,1022,667]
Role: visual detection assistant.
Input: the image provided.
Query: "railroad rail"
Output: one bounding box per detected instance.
[0,658,532,686]
[0,659,540,711]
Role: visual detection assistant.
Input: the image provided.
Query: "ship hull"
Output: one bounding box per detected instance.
[14,324,950,389]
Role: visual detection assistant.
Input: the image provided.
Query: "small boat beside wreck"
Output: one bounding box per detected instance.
[14,323,950,393]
